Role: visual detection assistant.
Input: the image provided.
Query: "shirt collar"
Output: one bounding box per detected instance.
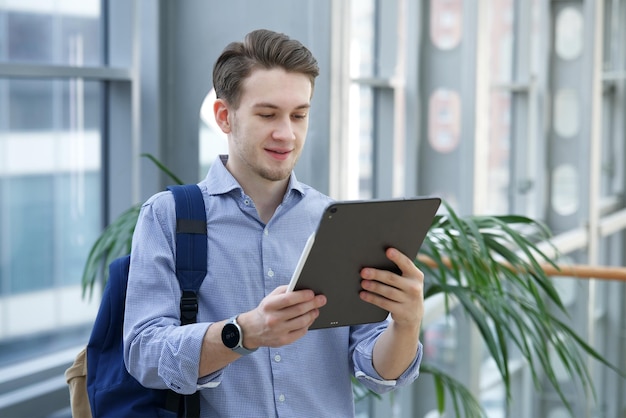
[202,155,305,199]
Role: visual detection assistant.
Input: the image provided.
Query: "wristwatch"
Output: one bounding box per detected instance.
[221,316,257,355]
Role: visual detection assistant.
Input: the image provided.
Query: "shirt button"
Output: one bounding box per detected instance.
[274,354,281,362]
[268,268,274,278]
[264,228,269,236]
[244,199,250,205]
[278,394,285,402]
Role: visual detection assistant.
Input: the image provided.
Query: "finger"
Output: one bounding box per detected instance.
[280,294,327,320]
[286,305,322,330]
[269,314,317,347]
[361,267,404,292]
[264,298,325,346]
[385,248,423,280]
[264,286,318,311]
[260,291,325,331]
[359,288,397,312]
[360,275,405,302]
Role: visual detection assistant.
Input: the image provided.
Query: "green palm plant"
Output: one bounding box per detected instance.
[81,154,183,299]
[81,155,622,417]
[415,203,622,416]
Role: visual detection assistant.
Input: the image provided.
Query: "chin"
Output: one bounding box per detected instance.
[268,171,292,182]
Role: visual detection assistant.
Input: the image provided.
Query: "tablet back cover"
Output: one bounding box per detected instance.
[292,197,441,329]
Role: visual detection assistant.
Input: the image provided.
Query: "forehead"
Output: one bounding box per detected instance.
[239,67,312,109]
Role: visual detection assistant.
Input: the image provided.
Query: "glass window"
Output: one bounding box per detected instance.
[354,86,373,199]
[350,0,375,79]
[348,0,376,200]
[0,78,101,342]
[486,0,515,215]
[0,0,102,66]
[344,81,375,200]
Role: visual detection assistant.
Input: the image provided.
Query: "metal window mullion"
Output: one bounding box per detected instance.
[0,63,131,81]
[512,0,537,220]
[533,0,553,226]
[582,1,607,417]
[329,0,351,200]
[582,0,605,264]
[130,0,141,213]
[372,85,394,198]
[373,0,398,200]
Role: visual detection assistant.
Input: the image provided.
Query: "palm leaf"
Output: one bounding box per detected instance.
[81,204,140,299]
[421,363,487,418]
[418,201,622,414]
[81,153,183,299]
[141,153,185,185]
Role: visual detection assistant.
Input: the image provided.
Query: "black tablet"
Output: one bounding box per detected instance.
[287,197,441,329]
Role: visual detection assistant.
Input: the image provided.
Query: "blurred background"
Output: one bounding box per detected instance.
[0,0,624,417]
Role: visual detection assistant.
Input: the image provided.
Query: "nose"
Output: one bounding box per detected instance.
[272,117,296,141]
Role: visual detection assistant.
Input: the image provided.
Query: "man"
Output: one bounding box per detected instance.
[124,29,424,417]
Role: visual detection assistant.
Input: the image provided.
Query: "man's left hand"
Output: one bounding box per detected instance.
[359,247,424,329]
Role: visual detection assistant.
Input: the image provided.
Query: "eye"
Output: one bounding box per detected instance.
[258,114,274,119]
[292,113,308,120]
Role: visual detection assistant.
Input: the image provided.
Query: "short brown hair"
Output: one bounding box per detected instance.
[212,29,320,108]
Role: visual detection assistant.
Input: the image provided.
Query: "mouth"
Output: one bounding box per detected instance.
[266,148,292,160]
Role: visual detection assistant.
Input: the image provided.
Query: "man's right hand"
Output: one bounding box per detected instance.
[199,285,326,377]
[237,285,327,349]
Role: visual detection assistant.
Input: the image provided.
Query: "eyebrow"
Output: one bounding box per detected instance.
[252,102,311,111]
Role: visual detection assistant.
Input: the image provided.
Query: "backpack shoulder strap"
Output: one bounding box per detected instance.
[167,184,208,325]
[166,184,206,418]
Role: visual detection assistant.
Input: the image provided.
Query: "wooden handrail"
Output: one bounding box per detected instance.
[417,254,626,282]
[536,264,626,281]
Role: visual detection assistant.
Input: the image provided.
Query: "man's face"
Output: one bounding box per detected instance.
[218,67,312,184]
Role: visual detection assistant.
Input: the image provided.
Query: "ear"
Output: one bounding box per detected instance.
[213,99,232,134]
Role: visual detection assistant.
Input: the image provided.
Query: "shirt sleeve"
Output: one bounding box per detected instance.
[123,192,224,394]
[350,322,423,394]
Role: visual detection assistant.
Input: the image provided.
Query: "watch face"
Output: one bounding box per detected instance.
[221,323,240,349]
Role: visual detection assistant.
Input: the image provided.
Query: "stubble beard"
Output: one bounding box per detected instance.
[230,118,299,183]
[234,138,298,183]
[254,153,298,182]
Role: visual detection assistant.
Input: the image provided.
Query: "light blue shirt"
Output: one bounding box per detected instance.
[124,155,422,417]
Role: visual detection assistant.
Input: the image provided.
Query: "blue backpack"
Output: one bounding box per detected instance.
[86,184,207,418]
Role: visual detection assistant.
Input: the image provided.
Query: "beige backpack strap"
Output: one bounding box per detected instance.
[65,347,93,418]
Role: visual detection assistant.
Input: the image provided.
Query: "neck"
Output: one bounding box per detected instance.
[247,179,289,224]
[226,163,290,223]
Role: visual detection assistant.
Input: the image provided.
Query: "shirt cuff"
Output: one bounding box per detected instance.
[354,342,423,392]
[354,371,397,387]
[197,369,224,389]
[158,322,214,394]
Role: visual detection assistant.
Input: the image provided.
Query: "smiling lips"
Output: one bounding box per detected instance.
[266,148,292,160]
